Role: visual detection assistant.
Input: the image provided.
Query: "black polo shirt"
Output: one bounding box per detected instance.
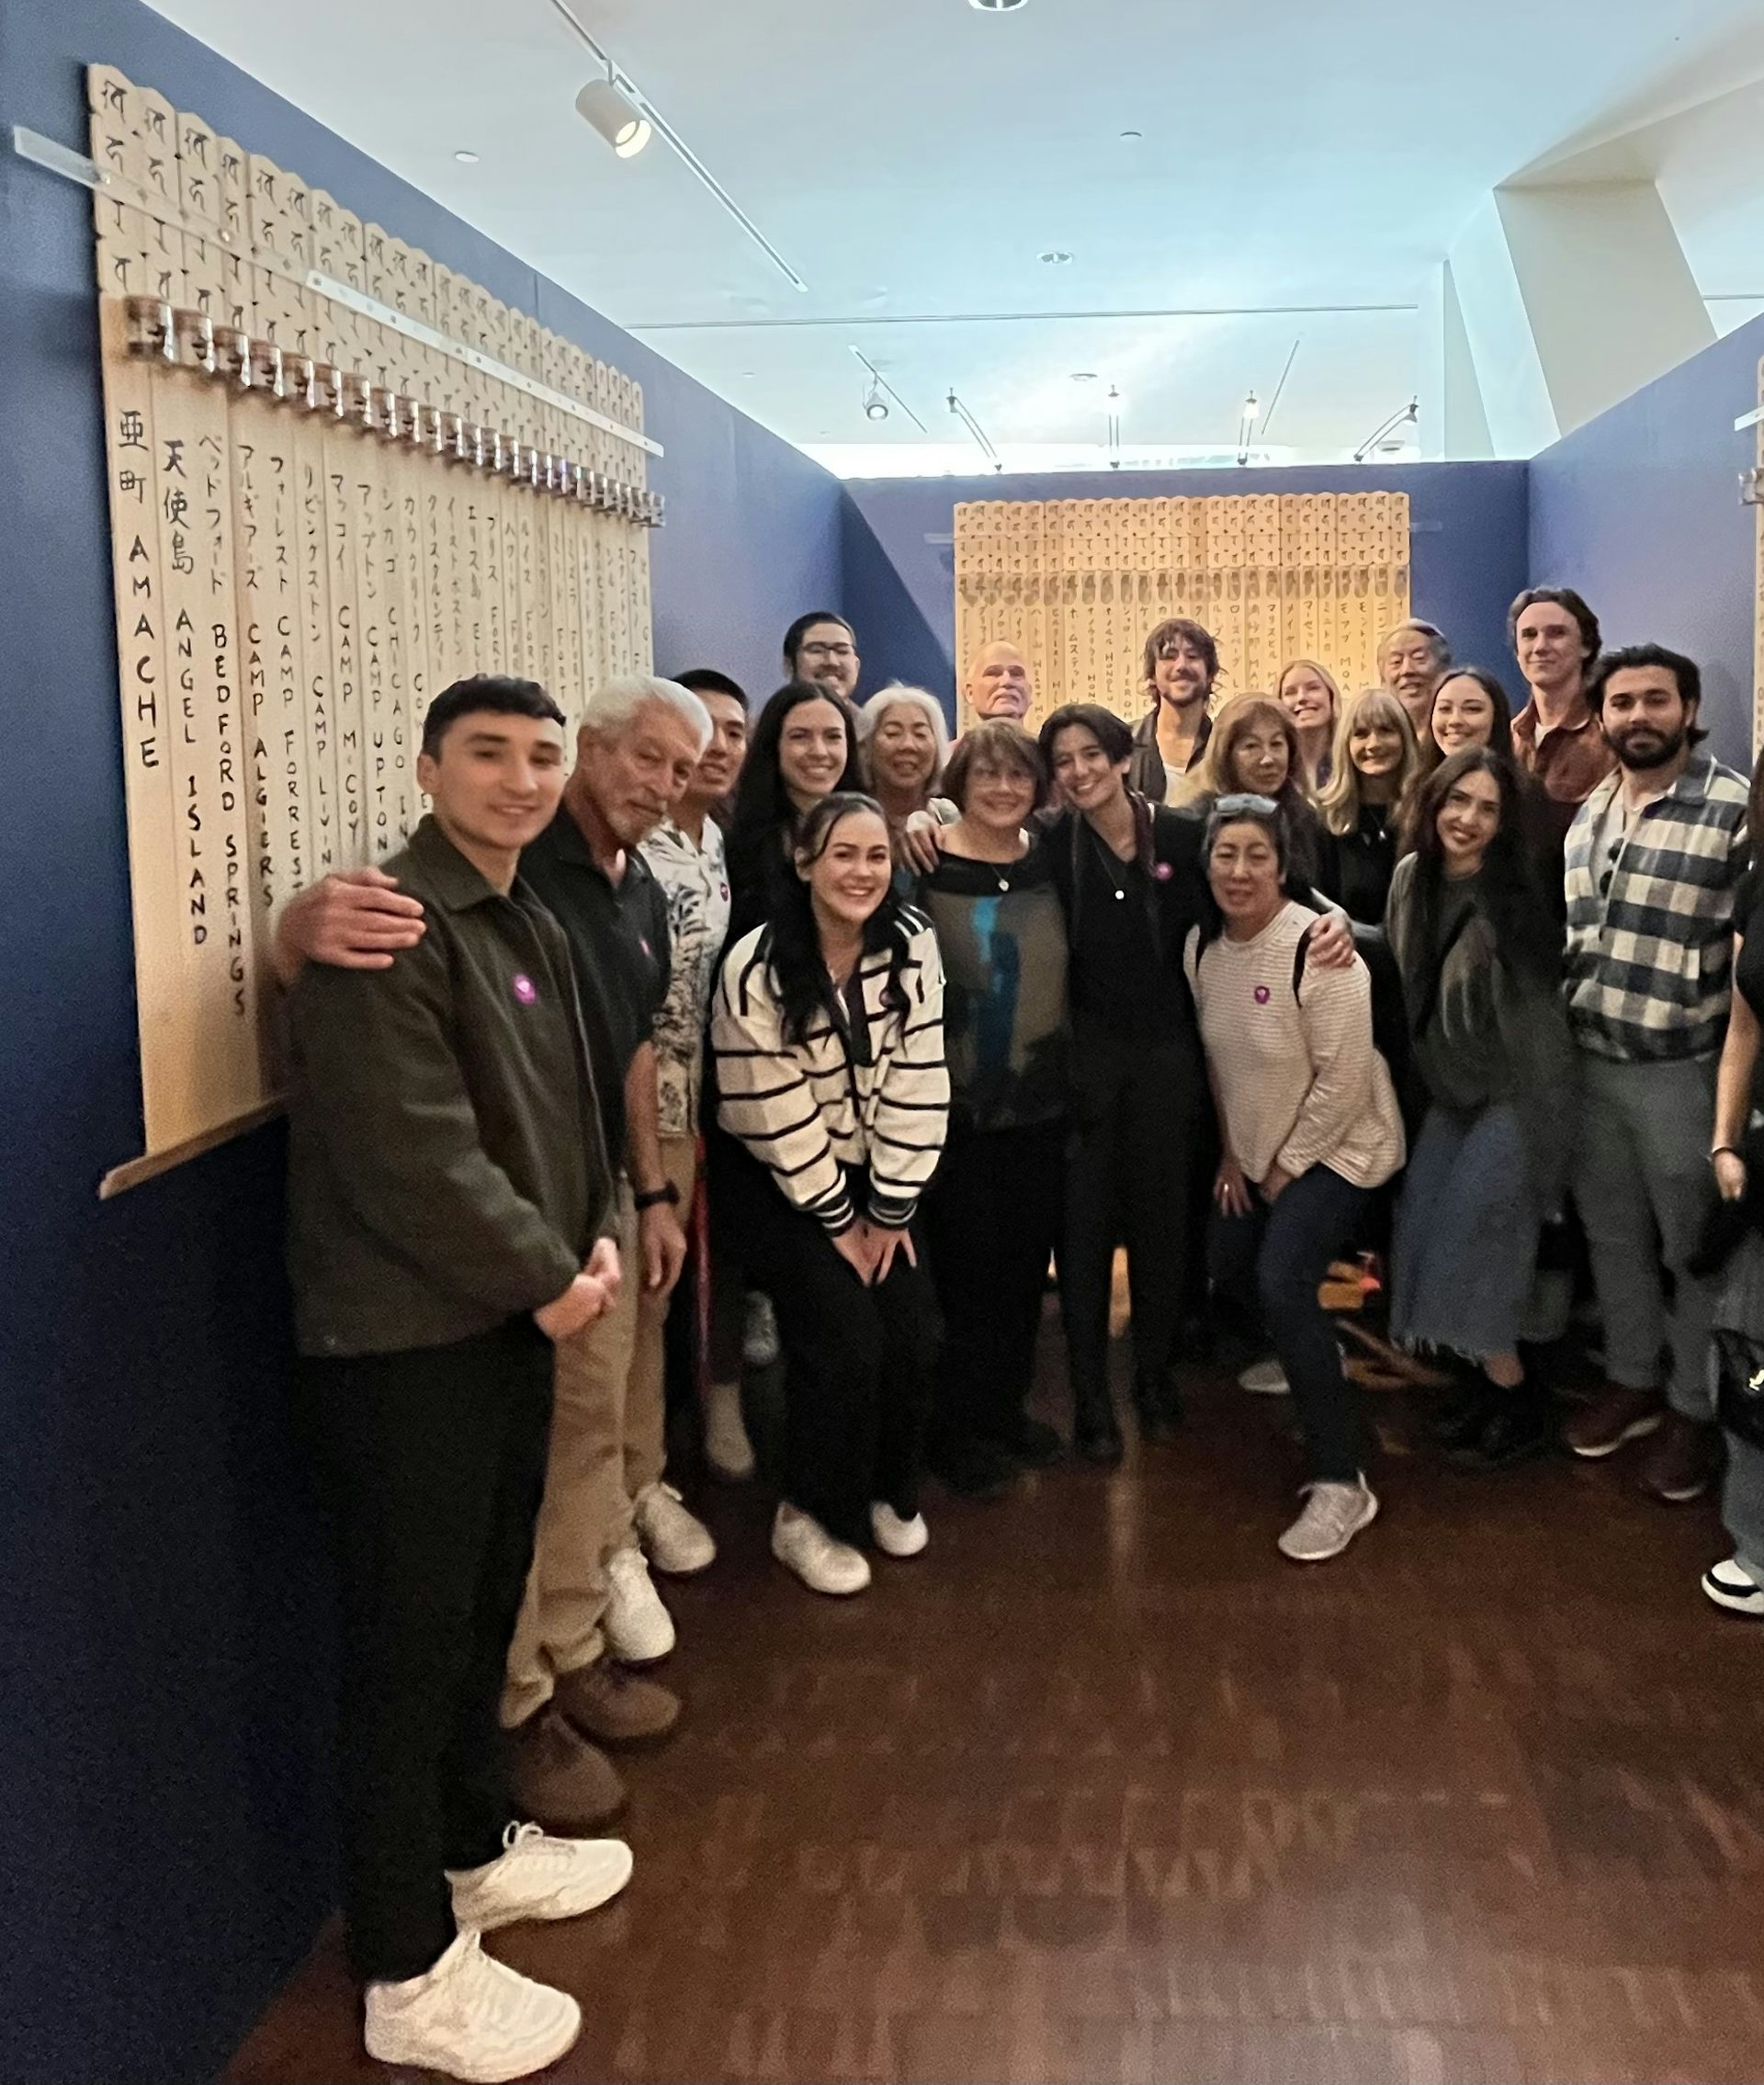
[520,804,671,1165]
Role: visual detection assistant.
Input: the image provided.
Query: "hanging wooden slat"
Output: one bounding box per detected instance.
[88,62,662,1191]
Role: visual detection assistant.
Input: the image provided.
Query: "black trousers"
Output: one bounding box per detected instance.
[1210,1165,1371,1482]
[305,1317,553,1982]
[1060,1020,1209,1400]
[922,1116,1064,1448]
[710,1136,940,1547]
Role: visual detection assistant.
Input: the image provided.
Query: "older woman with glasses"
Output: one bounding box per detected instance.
[1185,793,1406,1562]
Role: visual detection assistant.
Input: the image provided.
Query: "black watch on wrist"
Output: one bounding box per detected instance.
[633,1182,680,1211]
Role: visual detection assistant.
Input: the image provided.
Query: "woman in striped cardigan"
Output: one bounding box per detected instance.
[709,792,951,1597]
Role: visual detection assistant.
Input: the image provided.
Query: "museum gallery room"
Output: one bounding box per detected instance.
[5,0,1764,2079]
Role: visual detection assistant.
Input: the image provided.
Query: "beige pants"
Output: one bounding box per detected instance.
[502,1184,641,1728]
[624,1133,697,1505]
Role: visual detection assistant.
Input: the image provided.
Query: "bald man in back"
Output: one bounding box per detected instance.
[964,640,1035,728]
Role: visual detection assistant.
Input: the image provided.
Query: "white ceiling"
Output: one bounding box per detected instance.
[145,0,1764,470]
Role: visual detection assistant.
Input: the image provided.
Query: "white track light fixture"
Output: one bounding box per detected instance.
[575,77,652,157]
[864,380,889,423]
[544,0,808,290]
[850,348,928,431]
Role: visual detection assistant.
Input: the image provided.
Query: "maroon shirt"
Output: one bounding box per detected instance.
[1512,697,1617,844]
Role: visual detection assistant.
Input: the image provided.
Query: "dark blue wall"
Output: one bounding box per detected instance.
[842,462,1534,714]
[0,3,839,2079]
[1530,312,1764,773]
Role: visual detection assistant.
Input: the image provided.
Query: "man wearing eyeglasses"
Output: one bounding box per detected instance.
[1561,644,1748,1504]
[783,612,861,704]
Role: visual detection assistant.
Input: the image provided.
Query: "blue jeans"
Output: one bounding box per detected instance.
[1210,1163,1371,1483]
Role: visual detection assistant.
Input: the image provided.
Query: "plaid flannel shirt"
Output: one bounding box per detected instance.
[1563,746,1749,1063]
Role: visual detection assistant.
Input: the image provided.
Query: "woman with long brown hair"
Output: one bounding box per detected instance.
[1187,695,1328,886]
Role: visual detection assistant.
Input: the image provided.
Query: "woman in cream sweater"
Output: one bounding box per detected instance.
[1184,794,1406,1563]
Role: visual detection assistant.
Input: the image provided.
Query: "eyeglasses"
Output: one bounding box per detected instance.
[799,641,855,662]
[1214,793,1280,816]
[1598,835,1623,898]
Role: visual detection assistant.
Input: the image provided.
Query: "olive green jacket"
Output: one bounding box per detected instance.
[285,815,612,1357]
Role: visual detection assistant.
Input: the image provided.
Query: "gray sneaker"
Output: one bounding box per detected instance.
[1277,1477,1378,1562]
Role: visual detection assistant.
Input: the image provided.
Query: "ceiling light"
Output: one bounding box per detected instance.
[1039,250,1072,266]
[575,77,653,157]
[864,381,889,423]
[453,149,480,164]
[1119,129,1143,141]
[1070,370,1098,382]
[969,0,1029,11]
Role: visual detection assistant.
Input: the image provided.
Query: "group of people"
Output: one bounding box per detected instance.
[276,594,1764,2082]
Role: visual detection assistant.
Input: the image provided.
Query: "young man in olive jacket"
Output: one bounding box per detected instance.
[286,676,630,2084]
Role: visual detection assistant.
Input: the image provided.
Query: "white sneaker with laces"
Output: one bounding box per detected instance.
[1238,1358,1290,1396]
[603,1545,676,1662]
[1702,1556,1764,1616]
[771,1501,870,1594]
[447,1819,633,1932]
[704,1377,756,1481]
[363,1928,580,2084]
[634,1481,716,1575]
[742,1292,781,1368]
[870,1501,929,1558]
[1277,1477,1379,1563]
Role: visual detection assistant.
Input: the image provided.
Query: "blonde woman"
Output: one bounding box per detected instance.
[1186,695,1327,887]
[1276,659,1342,794]
[1315,688,1425,924]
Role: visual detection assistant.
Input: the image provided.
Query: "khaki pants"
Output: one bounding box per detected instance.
[624,1133,697,1507]
[502,1184,640,1728]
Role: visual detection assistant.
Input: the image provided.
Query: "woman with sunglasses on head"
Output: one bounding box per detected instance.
[709,793,949,1597]
[915,722,1070,1496]
[1276,659,1342,794]
[1038,703,1355,1463]
[1186,796,1406,1562]
[1385,748,1572,1468]
[724,680,863,944]
[1315,688,1426,926]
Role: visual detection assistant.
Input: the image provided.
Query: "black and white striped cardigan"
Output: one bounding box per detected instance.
[712,913,949,1233]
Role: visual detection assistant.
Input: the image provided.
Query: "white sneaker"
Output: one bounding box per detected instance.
[1702,1556,1764,1616]
[771,1501,870,1595]
[447,1820,633,1933]
[742,1292,781,1367]
[363,1928,580,2084]
[870,1501,929,1558]
[603,1545,676,1662]
[634,1481,716,1575]
[704,1377,756,1481]
[1277,1477,1379,1563]
[1238,1358,1290,1395]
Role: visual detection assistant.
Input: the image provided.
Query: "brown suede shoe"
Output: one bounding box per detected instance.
[553,1658,681,1748]
[1637,1411,1724,1503]
[1564,1383,1664,1459]
[503,1707,627,1832]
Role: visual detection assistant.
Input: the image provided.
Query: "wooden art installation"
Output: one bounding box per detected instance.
[87,65,660,1191]
[953,493,1411,733]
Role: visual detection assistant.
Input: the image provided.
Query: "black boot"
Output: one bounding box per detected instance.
[1074,1380,1124,1464]
[1132,1365,1184,1444]
[1451,1380,1556,1470]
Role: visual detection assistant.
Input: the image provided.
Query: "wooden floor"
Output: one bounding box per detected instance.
[227,1326,1764,2085]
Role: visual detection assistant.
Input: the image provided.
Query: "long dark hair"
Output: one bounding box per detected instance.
[1403,748,1559,1006]
[726,681,862,930]
[1423,666,1515,770]
[762,792,914,1046]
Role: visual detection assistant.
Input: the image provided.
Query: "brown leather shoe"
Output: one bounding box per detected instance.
[504,1707,627,1831]
[1564,1383,1664,1459]
[1637,1411,1724,1503]
[553,1658,681,1747]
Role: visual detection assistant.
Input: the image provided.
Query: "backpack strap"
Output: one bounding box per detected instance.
[1291,924,1313,1002]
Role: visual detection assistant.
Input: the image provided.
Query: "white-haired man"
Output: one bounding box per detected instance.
[277,674,714,1833]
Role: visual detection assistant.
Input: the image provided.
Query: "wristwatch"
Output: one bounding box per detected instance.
[633,1182,680,1210]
